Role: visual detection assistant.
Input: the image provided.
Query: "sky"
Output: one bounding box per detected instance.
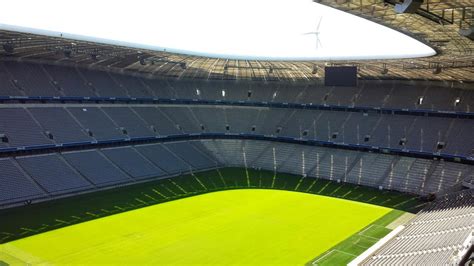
[0,0,436,60]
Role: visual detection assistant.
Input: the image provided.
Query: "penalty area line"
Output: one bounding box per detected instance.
[311,249,336,265]
[311,249,358,265]
[358,224,384,239]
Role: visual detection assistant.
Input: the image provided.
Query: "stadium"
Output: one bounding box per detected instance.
[0,0,473,265]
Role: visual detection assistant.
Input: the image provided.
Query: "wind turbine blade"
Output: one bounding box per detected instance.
[302,32,316,35]
[316,17,323,31]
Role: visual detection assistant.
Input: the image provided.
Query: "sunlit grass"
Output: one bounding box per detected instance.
[0,189,390,264]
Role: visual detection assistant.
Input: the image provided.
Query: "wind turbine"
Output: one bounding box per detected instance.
[303,17,323,50]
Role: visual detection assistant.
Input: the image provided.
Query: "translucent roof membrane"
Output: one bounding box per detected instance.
[0,0,436,60]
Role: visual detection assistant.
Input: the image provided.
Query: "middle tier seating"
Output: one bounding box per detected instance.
[0,105,471,157]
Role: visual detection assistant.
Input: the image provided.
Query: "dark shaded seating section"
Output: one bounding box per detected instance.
[43,65,95,96]
[28,107,92,143]
[102,107,154,137]
[110,73,151,97]
[135,144,190,174]
[202,139,473,195]
[0,105,471,157]
[0,60,472,209]
[164,141,218,170]
[0,139,219,205]
[78,68,128,97]
[0,61,472,112]
[0,62,22,96]
[0,108,54,147]
[67,107,124,140]
[4,61,59,96]
[101,147,165,180]
[0,158,44,203]
[0,134,472,206]
[63,150,131,186]
[17,154,92,194]
[131,107,181,136]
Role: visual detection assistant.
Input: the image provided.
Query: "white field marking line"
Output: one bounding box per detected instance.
[359,234,380,241]
[358,224,384,237]
[334,249,358,257]
[312,249,357,265]
[312,250,336,265]
[353,237,374,249]
[353,241,373,250]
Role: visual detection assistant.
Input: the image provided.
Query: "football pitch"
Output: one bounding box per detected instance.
[1,189,392,265]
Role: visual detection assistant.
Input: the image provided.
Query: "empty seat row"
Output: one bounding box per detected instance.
[200,139,473,195]
[0,141,218,205]
[362,189,474,265]
[1,106,471,157]
[1,61,472,112]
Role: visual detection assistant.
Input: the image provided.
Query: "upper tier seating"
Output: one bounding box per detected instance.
[0,61,472,112]
[43,64,96,96]
[4,61,59,96]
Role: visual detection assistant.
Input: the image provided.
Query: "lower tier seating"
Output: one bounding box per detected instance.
[0,140,471,207]
[361,189,473,266]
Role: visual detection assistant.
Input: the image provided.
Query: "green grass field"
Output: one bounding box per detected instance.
[308,209,406,265]
[0,189,391,265]
[0,168,425,265]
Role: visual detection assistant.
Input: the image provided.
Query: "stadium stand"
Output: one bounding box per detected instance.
[361,189,473,265]
[0,158,44,203]
[0,103,468,157]
[101,107,155,138]
[4,61,59,96]
[63,150,132,186]
[66,107,124,140]
[135,143,191,174]
[0,62,21,96]
[1,1,473,263]
[78,68,128,97]
[163,141,219,170]
[0,136,468,206]
[0,38,474,265]
[0,32,472,262]
[43,64,95,96]
[17,154,92,194]
[0,108,54,147]
[0,61,472,113]
[101,147,165,180]
[200,139,473,195]
[110,73,151,97]
[28,107,92,143]
[131,107,181,136]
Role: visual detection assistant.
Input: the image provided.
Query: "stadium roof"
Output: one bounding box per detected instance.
[0,0,435,61]
[0,0,473,82]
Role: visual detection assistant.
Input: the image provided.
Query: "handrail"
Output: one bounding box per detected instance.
[1,133,473,165]
[0,96,473,119]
